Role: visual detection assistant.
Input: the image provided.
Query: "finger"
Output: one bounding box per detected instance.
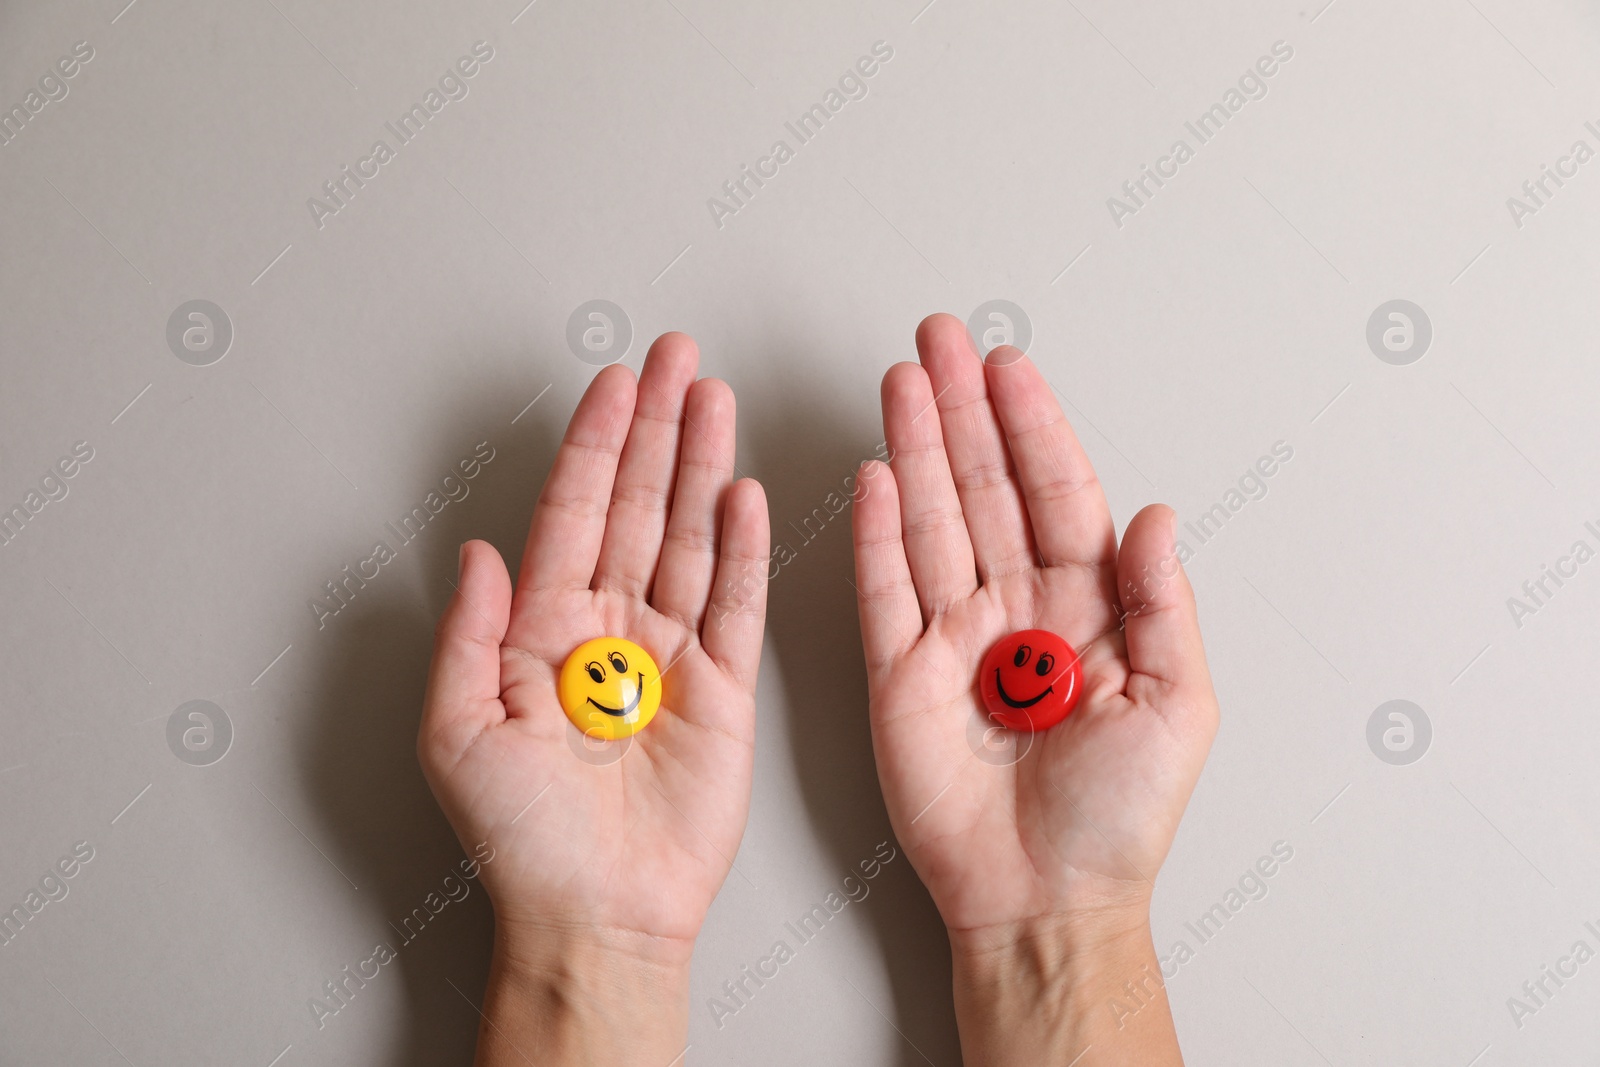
[421,540,512,764]
[850,460,924,674]
[700,478,770,691]
[653,377,736,628]
[515,365,636,597]
[1117,505,1212,704]
[594,333,700,600]
[983,347,1117,569]
[881,361,978,620]
[915,313,1034,580]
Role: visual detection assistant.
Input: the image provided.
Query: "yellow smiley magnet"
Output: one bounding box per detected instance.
[558,637,661,740]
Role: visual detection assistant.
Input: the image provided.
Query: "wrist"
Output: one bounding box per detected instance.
[493,913,697,976]
[948,894,1153,964]
[474,919,694,1067]
[950,907,1182,1067]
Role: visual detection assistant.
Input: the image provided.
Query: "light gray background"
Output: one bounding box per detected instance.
[2,0,1598,1063]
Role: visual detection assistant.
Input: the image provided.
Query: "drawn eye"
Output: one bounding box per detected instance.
[1036,652,1055,676]
[1013,644,1032,668]
[585,661,605,683]
[609,651,628,673]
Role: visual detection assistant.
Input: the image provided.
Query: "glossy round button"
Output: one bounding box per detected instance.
[558,637,662,741]
[979,629,1082,732]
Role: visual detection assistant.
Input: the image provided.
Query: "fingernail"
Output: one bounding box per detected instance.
[457,541,468,580]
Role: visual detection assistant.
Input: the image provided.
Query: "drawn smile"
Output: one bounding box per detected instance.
[587,672,646,717]
[994,669,1052,709]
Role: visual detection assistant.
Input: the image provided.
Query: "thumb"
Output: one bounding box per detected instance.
[421,539,512,766]
[1116,505,1213,711]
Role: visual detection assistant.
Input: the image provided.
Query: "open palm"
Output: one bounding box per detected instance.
[852,315,1218,937]
[420,333,768,950]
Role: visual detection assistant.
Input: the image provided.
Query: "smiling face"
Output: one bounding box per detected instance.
[558,637,662,740]
[978,629,1082,732]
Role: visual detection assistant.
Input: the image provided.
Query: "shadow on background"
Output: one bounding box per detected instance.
[288,363,565,1067]
[748,387,962,1067]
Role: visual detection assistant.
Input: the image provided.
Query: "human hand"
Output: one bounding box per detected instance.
[419,333,768,1065]
[851,314,1218,1064]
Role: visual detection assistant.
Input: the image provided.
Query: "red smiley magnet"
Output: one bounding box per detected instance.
[979,629,1083,731]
